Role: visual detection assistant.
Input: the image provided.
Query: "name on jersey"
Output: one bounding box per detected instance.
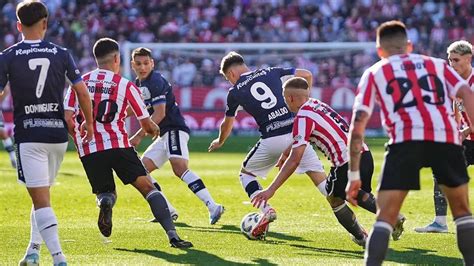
[87,85,114,94]
[266,117,293,132]
[15,47,58,56]
[24,103,59,114]
[236,70,268,89]
[268,107,289,121]
[400,62,425,71]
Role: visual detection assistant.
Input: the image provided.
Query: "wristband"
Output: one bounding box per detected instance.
[348,170,360,181]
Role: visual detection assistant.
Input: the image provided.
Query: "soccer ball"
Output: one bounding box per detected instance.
[240,212,268,240]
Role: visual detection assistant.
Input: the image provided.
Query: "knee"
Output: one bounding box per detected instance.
[172,161,188,177]
[142,157,157,172]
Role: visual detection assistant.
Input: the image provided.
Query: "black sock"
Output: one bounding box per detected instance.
[333,203,365,240]
[366,221,392,266]
[455,215,474,265]
[146,190,176,239]
[433,179,448,217]
[357,190,377,214]
[97,192,116,207]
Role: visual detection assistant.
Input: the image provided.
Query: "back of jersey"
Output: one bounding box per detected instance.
[0,40,82,143]
[225,67,295,138]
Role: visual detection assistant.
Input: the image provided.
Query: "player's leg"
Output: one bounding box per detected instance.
[114,148,192,248]
[19,142,68,265]
[414,177,448,233]
[0,125,16,168]
[297,143,327,195]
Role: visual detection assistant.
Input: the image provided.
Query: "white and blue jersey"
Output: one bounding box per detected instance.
[135,71,189,136]
[0,40,82,143]
[225,67,295,138]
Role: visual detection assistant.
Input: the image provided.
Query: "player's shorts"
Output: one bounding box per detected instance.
[463,140,474,166]
[142,130,190,168]
[80,147,147,194]
[16,142,68,187]
[242,133,324,177]
[379,141,469,190]
[326,150,374,198]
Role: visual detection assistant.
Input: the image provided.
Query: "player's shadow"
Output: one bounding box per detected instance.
[175,222,309,242]
[115,247,277,265]
[385,247,462,265]
[289,243,364,259]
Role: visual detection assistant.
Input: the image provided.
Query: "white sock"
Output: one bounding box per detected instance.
[317,180,328,196]
[249,191,272,213]
[26,206,42,255]
[435,216,447,226]
[35,207,66,264]
[181,170,217,211]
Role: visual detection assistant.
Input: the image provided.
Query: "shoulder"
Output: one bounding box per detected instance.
[46,42,71,57]
[0,42,22,59]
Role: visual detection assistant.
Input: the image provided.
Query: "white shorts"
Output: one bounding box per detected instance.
[142,130,190,168]
[17,142,68,187]
[243,133,324,177]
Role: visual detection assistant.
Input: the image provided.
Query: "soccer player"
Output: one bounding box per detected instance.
[129,47,224,224]
[251,77,405,246]
[64,38,192,249]
[415,40,474,233]
[0,1,94,265]
[0,86,16,168]
[209,52,326,238]
[346,21,474,265]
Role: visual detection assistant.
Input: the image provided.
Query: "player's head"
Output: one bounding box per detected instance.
[131,47,155,81]
[220,51,247,85]
[16,1,49,39]
[282,77,310,113]
[93,38,120,73]
[447,40,473,78]
[376,20,413,58]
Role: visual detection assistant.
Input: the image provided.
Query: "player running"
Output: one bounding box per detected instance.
[64,38,192,248]
[346,20,474,265]
[415,40,474,233]
[0,85,16,168]
[0,1,94,265]
[129,47,224,224]
[252,77,405,246]
[209,52,326,238]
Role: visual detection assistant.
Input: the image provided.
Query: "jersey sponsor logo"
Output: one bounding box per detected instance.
[87,85,114,94]
[15,46,58,56]
[87,79,117,88]
[24,103,59,114]
[265,117,293,132]
[268,107,289,121]
[23,118,64,129]
[236,69,268,89]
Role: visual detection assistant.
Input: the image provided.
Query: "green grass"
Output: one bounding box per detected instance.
[0,138,473,265]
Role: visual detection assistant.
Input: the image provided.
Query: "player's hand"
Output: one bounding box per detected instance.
[251,188,275,208]
[80,122,94,144]
[150,125,160,140]
[345,179,361,206]
[129,135,143,147]
[208,138,223,152]
[276,154,288,170]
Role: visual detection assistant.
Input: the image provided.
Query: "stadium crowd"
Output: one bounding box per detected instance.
[1,0,473,88]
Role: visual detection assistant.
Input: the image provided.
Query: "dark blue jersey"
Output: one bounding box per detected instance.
[0,40,82,143]
[135,71,189,136]
[225,67,295,138]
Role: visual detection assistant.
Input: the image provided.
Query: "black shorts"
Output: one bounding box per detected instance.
[463,140,474,166]
[326,150,374,198]
[380,141,469,190]
[80,147,147,194]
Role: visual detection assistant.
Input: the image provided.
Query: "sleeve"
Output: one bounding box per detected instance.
[444,63,469,98]
[271,67,295,84]
[126,82,150,120]
[65,51,82,85]
[0,53,8,92]
[225,89,240,117]
[292,116,315,148]
[63,86,78,111]
[353,69,376,116]
[150,76,168,106]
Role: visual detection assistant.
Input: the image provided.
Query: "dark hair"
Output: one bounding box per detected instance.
[132,47,152,60]
[16,1,48,27]
[377,20,407,44]
[283,77,309,90]
[220,51,244,75]
[93,38,119,60]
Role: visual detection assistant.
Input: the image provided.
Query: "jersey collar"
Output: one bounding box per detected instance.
[23,39,42,44]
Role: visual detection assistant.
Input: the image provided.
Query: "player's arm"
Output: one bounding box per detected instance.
[208,116,235,152]
[295,69,313,89]
[252,144,306,208]
[127,83,159,140]
[71,81,94,142]
[130,104,165,146]
[456,84,474,135]
[64,110,75,136]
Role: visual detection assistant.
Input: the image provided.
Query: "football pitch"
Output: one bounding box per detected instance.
[1,138,473,265]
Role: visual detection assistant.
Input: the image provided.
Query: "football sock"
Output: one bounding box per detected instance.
[433,179,448,224]
[26,206,42,255]
[149,175,177,213]
[365,221,392,266]
[34,207,66,264]
[455,215,474,265]
[357,190,377,214]
[240,173,272,212]
[146,189,176,236]
[181,170,217,211]
[332,203,365,240]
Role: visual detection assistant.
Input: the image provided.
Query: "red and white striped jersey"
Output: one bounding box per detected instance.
[64,68,149,157]
[456,70,474,140]
[354,53,468,145]
[292,98,369,167]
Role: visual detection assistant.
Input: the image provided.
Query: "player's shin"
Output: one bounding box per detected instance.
[357,190,377,214]
[145,189,177,239]
[455,215,474,265]
[241,173,272,212]
[34,207,66,264]
[365,221,392,266]
[181,170,218,210]
[332,202,366,240]
[433,179,448,225]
